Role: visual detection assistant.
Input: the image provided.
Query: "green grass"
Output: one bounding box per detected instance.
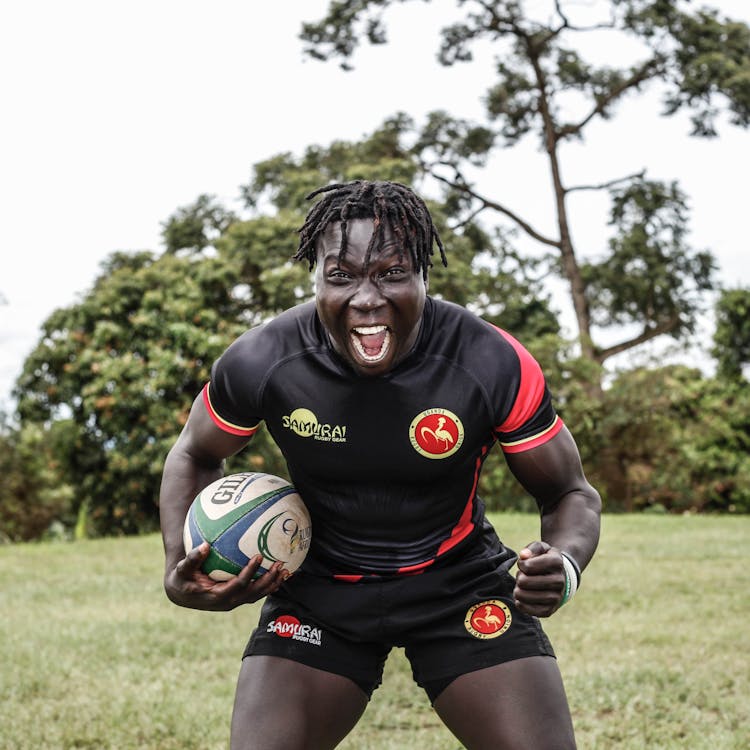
[1,514,748,749]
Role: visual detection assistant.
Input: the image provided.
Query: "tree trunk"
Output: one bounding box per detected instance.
[527,38,601,393]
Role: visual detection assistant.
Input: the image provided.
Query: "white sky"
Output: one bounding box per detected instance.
[1,0,749,409]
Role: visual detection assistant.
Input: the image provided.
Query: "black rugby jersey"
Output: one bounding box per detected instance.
[204,297,562,579]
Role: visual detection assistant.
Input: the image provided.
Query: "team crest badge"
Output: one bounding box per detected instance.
[464,600,512,639]
[409,408,464,459]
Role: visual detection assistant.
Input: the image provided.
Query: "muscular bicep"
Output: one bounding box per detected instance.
[503,426,590,507]
[160,394,254,565]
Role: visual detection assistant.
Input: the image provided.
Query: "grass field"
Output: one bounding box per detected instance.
[1,514,748,749]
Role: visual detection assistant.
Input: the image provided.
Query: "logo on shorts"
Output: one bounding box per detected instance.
[267,614,322,646]
[464,600,512,639]
[409,408,464,459]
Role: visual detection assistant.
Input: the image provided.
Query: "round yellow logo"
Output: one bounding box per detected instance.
[285,408,319,437]
[464,600,512,639]
[409,408,464,459]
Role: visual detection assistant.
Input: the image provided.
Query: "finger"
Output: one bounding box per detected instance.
[215,555,266,597]
[233,554,265,588]
[175,542,210,576]
[514,564,566,618]
[515,599,558,618]
[250,561,289,596]
[515,571,563,591]
[518,540,550,560]
[517,546,562,576]
[514,582,562,611]
[224,559,287,603]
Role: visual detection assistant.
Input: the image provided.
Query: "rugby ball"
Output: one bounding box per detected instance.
[183,472,312,581]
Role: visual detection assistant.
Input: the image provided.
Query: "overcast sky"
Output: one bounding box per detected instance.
[2,0,749,409]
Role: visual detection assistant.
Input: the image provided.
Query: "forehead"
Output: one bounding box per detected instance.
[317,218,406,265]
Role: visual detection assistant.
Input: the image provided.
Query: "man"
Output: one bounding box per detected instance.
[160,180,601,749]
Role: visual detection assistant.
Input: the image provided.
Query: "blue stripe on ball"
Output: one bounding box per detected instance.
[210,488,298,566]
[186,503,205,549]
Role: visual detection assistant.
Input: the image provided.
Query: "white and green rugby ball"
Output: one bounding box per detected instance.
[183,472,312,581]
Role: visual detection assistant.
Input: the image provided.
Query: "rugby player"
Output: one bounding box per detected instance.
[159,180,601,749]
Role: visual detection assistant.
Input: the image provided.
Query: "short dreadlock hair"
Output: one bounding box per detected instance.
[294,180,447,280]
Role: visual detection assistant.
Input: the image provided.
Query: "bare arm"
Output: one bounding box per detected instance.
[159,394,287,610]
[504,425,601,617]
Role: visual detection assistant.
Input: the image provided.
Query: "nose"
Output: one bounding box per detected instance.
[350,277,384,310]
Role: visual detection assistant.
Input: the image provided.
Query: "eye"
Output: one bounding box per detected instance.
[326,269,352,281]
[380,266,406,279]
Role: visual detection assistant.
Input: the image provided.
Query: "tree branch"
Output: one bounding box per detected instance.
[474,0,520,37]
[566,170,646,194]
[431,169,561,248]
[448,204,487,231]
[558,57,665,139]
[554,0,616,33]
[595,316,680,363]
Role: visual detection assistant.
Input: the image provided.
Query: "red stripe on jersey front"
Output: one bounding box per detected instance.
[396,561,433,575]
[434,446,486,558]
[201,384,259,437]
[490,326,546,434]
[343,449,488,580]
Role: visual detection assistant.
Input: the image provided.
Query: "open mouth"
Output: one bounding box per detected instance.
[351,325,391,363]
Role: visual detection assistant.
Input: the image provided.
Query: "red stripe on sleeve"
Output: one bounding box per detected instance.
[501,415,564,453]
[202,384,259,437]
[490,326,546,434]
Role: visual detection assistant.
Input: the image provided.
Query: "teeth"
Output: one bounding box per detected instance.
[351,329,391,362]
[353,325,387,334]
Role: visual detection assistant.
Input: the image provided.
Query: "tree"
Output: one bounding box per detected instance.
[712,287,750,380]
[13,239,303,536]
[13,122,561,536]
[241,116,561,339]
[580,364,750,512]
[161,194,238,256]
[301,0,749,370]
[0,411,76,542]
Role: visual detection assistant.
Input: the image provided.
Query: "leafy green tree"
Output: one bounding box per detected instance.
[14,238,302,536]
[0,413,76,541]
[161,194,238,256]
[681,376,750,513]
[13,120,562,535]
[301,0,749,368]
[575,365,750,512]
[712,287,750,380]
[242,117,561,340]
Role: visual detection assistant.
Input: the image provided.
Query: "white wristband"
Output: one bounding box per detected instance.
[561,553,579,605]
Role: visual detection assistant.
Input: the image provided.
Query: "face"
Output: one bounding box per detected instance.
[315,218,427,377]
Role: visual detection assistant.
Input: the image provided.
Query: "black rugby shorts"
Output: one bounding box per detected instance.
[243,524,555,703]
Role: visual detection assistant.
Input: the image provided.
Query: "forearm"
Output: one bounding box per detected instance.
[539,487,601,572]
[159,443,223,570]
[505,426,602,573]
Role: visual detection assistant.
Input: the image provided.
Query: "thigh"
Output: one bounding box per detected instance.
[230,655,369,750]
[433,655,576,750]
[244,584,390,696]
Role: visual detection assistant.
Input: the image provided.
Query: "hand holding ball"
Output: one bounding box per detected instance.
[183,472,312,580]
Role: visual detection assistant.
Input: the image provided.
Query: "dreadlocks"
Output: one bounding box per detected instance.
[294,180,447,280]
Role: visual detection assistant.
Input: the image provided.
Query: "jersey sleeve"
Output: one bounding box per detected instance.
[489,326,563,454]
[202,331,264,438]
